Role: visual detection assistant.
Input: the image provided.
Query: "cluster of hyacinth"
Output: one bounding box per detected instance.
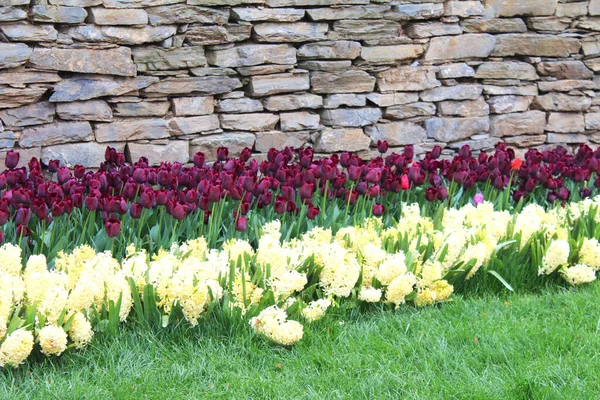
[3,193,600,367]
[1,143,599,254]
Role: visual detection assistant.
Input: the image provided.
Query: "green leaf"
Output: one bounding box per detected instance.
[488,270,514,292]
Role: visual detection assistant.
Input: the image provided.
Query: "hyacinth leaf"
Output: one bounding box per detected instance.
[128,278,145,324]
[488,270,514,292]
[6,314,23,337]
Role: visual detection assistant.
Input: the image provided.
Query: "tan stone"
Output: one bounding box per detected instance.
[425,34,496,62]
[219,113,279,131]
[171,97,214,116]
[128,140,189,164]
[490,111,546,137]
[377,67,440,92]
[311,70,376,94]
[314,128,371,152]
[546,113,585,133]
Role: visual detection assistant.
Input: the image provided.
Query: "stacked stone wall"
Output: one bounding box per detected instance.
[1,0,599,166]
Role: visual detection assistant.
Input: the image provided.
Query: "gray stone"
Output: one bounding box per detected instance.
[189,67,238,77]
[483,0,558,17]
[488,96,533,114]
[0,131,16,149]
[475,62,538,80]
[133,46,206,72]
[113,101,170,117]
[189,132,255,161]
[320,107,381,127]
[546,133,589,144]
[255,130,308,153]
[462,18,527,33]
[366,92,420,107]
[537,61,594,80]
[0,22,57,42]
[329,19,401,41]
[32,5,87,23]
[171,96,213,116]
[217,98,263,113]
[438,98,489,117]
[265,0,369,7]
[232,7,304,22]
[68,25,176,45]
[420,85,482,102]
[361,45,423,63]
[323,94,366,109]
[42,142,125,168]
[206,44,296,67]
[307,5,390,20]
[437,63,475,79]
[425,34,496,62]
[89,7,148,25]
[297,41,361,60]
[533,93,592,112]
[503,134,547,147]
[19,121,93,148]
[385,102,436,120]
[0,69,61,85]
[50,75,158,102]
[444,1,484,17]
[280,112,320,131]
[263,93,323,111]
[585,113,600,130]
[528,17,569,32]
[314,127,371,152]
[388,3,444,20]
[539,80,597,92]
[248,72,310,96]
[146,5,227,25]
[312,70,376,94]
[168,115,220,135]
[0,0,29,4]
[95,119,178,142]
[237,65,292,76]
[377,67,441,92]
[0,102,55,127]
[253,22,328,43]
[0,6,26,21]
[102,0,185,7]
[0,86,47,109]
[546,113,585,133]
[30,47,136,77]
[492,34,581,57]
[185,24,252,46]
[128,140,189,164]
[490,111,546,137]
[298,60,352,71]
[426,116,490,141]
[49,0,102,5]
[592,0,600,15]
[406,22,462,38]
[365,121,427,146]
[220,113,279,131]
[0,43,31,70]
[145,76,242,95]
[483,85,538,96]
[56,100,113,121]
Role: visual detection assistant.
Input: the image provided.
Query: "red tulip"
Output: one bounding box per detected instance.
[16,224,30,237]
[307,204,320,220]
[105,218,121,238]
[400,174,409,190]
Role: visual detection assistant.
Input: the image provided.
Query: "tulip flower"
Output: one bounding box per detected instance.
[104,218,121,238]
[473,193,484,206]
[377,140,389,154]
[372,203,384,216]
[235,216,247,232]
[5,150,19,169]
[307,204,320,220]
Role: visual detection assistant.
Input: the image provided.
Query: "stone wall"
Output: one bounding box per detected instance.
[0,0,599,166]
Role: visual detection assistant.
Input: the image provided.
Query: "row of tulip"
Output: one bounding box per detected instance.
[1,195,599,368]
[1,143,600,262]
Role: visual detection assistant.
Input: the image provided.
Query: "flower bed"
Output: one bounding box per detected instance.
[1,192,599,368]
[0,143,599,263]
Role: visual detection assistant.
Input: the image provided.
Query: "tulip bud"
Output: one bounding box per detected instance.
[217,147,229,162]
[307,204,320,220]
[400,174,409,190]
[105,218,121,238]
[5,150,19,169]
[48,159,60,173]
[372,203,384,217]
[15,206,31,225]
[377,140,389,154]
[130,202,143,219]
[404,145,414,161]
[235,216,247,232]
[580,187,592,199]
[0,210,9,225]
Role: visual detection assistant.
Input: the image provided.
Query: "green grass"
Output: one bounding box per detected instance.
[2,284,600,400]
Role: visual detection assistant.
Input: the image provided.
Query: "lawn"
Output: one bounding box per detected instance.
[2,284,599,400]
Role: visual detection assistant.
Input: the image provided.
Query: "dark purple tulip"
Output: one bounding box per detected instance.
[133,168,147,184]
[0,174,6,190]
[85,196,99,211]
[377,140,389,154]
[580,187,592,199]
[274,196,286,214]
[74,165,85,180]
[404,145,414,161]
[217,147,229,162]
[0,210,8,226]
[299,182,314,201]
[171,202,186,220]
[372,203,384,217]
[307,204,320,220]
[235,216,247,232]
[130,202,143,219]
[105,218,121,238]
[0,230,3,244]
[15,206,31,225]
[16,224,30,237]
[32,199,49,220]
[348,165,362,182]
[5,150,19,169]
[437,186,449,201]
[57,167,71,184]
[51,202,65,217]
[557,187,570,201]
[425,187,438,202]
[48,160,60,173]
